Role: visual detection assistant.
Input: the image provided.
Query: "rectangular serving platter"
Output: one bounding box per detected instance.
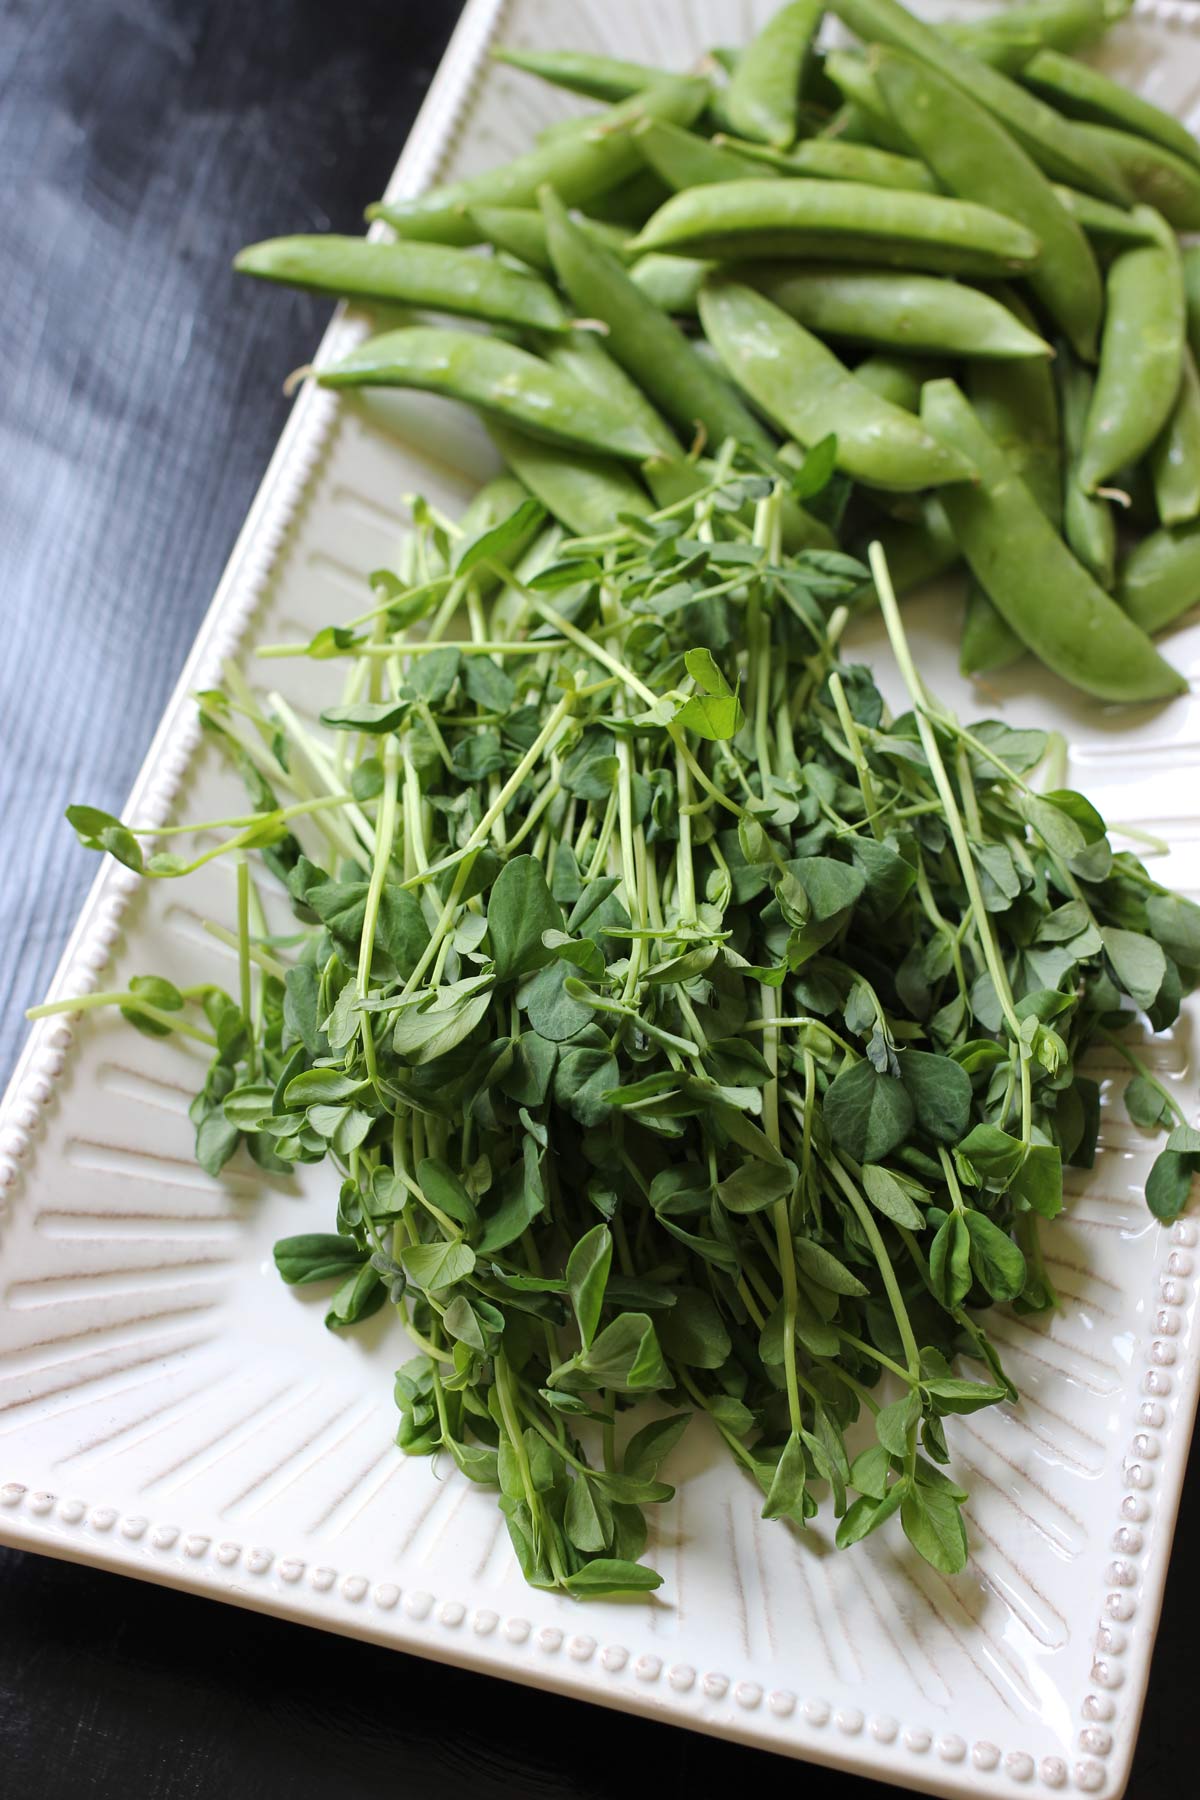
[2,4,1199,1795]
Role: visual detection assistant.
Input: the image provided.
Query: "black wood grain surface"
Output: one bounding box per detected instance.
[0,3,1196,1795]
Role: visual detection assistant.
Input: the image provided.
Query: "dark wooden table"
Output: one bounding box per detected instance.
[0,3,1195,1794]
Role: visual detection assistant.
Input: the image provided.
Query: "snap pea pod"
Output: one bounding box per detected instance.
[747,263,1051,359]
[920,377,1185,701]
[632,179,1042,278]
[698,278,974,491]
[468,206,631,275]
[830,0,1132,204]
[929,29,1036,73]
[723,0,822,149]
[539,187,777,459]
[1151,348,1200,529]
[1057,350,1116,587]
[317,327,663,462]
[583,169,674,229]
[941,0,1130,54]
[1051,184,1159,248]
[873,48,1102,362]
[823,52,915,155]
[712,133,938,193]
[853,352,943,412]
[1078,210,1185,493]
[960,584,1026,676]
[633,119,770,191]
[492,46,662,104]
[368,77,709,245]
[1184,245,1200,362]
[967,286,1061,526]
[1117,519,1200,634]
[1071,124,1200,231]
[630,252,714,315]
[486,420,651,536]
[1022,49,1200,173]
[537,328,680,460]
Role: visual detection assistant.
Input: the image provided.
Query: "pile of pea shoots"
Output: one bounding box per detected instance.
[36,448,1200,1596]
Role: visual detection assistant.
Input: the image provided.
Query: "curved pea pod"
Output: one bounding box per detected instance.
[830,0,1131,204]
[631,179,1042,278]
[539,187,776,460]
[317,327,663,463]
[630,252,713,315]
[1022,49,1200,173]
[942,0,1131,55]
[1071,124,1200,231]
[822,56,914,155]
[698,278,974,492]
[487,420,651,536]
[492,47,662,104]
[468,206,631,275]
[1057,351,1116,587]
[713,134,938,193]
[748,263,1051,360]
[367,77,709,245]
[873,48,1101,362]
[920,377,1186,701]
[967,288,1062,526]
[960,583,1026,676]
[1150,348,1200,529]
[1184,245,1200,363]
[723,0,822,149]
[853,352,944,413]
[1078,211,1185,493]
[538,328,680,460]
[632,118,767,191]
[1051,184,1159,249]
[1117,519,1200,635]
[233,234,568,333]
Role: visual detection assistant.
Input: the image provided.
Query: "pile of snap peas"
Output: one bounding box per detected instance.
[235,0,1200,704]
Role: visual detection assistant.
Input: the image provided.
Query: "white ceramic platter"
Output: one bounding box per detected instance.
[2,4,1199,1795]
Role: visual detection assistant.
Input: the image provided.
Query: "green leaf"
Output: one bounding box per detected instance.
[1146,1149,1196,1222]
[791,1238,868,1297]
[222,1083,278,1129]
[457,497,545,576]
[783,856,866,922]
[1125,1075,1173,1130]
[562,1558,663,1595]
[1146,893,1200,969]
[716,1155,797,1213]
[195,1111,240,1177]
[683,647,733,695]
[761,1432,807,1522]
[520,958,592,1042]
[407,645,461,704]
[900,1483,968,1574]
[552,1313,671,1394]
[876,1389,920,1457]
[835,1478,906,1549]
[1100,927,1166,1011]
[922,1376,1008,1415]
[487,856,564,981]
[675,691,745,741]
[1010,1143,1063,1219]
[963,1211,1027,1302]
[929,1211,972,1309]
[400,1238,477,1293]
[65,804,144,874]
[567,1222,612,1349]
[622,1414,690,1482]
[899,1051,972,1144]
[656,1288,731,1368]
[319,699,411,734]
[824,1062,915,1164]
[955,1123,1025,1189]
[273,1233,364,1286]
[849,1443,891,1502]
[564,1476,612,1553]
[323,1263,386,1330]
[416,1157,478,1229]
[284,1068,369,1108]
[861,1163,925,1229]
[554,1046,619,1127]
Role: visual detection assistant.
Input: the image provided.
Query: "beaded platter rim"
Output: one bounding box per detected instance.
[0,3,1197,1795]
